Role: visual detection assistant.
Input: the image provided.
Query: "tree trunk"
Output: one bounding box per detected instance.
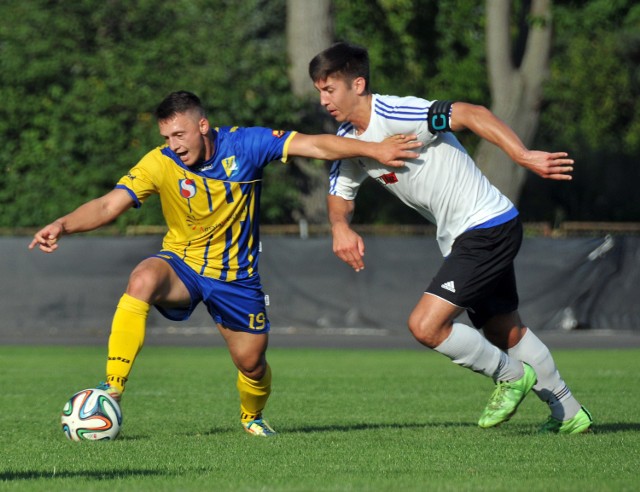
[287,0,333,98]
[475,0,552,204]
[286,0,334,224]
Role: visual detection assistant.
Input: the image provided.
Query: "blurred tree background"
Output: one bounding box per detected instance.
[0,0,638,230]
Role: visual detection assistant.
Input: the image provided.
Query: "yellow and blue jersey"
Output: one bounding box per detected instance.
[116,126,297,281]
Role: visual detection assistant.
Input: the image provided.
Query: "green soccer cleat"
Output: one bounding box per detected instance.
[242,416,276,437]
[478,363,537,429]
[539,406,593,435]
[96,381,123,403]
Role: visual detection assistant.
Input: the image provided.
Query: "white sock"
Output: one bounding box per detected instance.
[435,322,524,382]
[507,328,581,420]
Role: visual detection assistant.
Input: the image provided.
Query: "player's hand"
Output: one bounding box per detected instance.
[377,134,422,168]
[332,224,366,272]
[519,150,574,180]
[29,222,64,253]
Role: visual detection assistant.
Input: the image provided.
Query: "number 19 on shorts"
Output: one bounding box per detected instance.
[248,312,266,330]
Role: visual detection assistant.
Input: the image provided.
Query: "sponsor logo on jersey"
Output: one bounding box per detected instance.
[376,172,398,185]
[186,212,241,233]
[186,214,200,231]
[272,130,285,138]
[179,178,197,198]
[222,156,239,178]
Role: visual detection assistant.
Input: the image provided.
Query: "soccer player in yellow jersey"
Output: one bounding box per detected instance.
[29,91,420,437]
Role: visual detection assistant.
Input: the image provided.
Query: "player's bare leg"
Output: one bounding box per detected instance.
[218,326,275,437]
[408,293,536,427]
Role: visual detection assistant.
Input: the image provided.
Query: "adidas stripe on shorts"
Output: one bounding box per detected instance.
[426,217,523,329]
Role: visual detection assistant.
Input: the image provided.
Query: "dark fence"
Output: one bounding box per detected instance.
[1,234,638,345]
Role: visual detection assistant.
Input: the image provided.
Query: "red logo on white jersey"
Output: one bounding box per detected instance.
[377,172,398,185]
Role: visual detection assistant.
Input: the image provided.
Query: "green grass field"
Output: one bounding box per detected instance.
[1,345,639,491]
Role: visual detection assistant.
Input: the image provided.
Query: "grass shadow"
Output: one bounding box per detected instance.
[588,422,640,434]
[0,469,167,481]
[284,421,477,433]
[120,421,640,439]
[198,421,477,436]
[114,434,150,441]
[201,426,241,436]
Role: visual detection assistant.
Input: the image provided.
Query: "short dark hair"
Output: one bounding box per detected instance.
[309,42,370,91]
[154,91,206,121]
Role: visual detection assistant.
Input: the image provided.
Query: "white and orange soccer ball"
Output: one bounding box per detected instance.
[61,388,122,441]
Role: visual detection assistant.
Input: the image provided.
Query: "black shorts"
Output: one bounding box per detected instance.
[426,217,523,328]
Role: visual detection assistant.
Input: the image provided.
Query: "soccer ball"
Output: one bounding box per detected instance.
[61,388,122,441]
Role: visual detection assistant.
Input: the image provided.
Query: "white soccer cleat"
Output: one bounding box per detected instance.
[242,417,276,437]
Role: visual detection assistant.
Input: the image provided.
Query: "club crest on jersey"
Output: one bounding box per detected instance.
[222,156,239,178]
[272,130,285,138]
[375,172,398,185]
[179,178,197,199]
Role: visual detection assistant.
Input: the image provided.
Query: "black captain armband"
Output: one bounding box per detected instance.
[427,100,454,133]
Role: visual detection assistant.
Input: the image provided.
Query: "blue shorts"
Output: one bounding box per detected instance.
[153,251,270,334]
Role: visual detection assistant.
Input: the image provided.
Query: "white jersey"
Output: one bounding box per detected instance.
[329,93,516,257]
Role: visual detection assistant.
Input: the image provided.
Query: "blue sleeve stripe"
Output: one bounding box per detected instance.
[376,98,429,111]
[330,125,349,195]
[114,184,141,208]
[374,99,429,121]
[374,110,429,121]
[337,123,353,136]
[328,160,341,194]
[376,99,428,113]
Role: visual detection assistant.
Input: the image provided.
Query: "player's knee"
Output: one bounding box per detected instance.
[235,353,267,380]
[126,262,167,300]
[126,270,155,298]
[407,313,447,348]
[238,363,266,381]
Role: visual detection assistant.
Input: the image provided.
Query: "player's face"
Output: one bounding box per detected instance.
[158,111,210,167]
[314,75,361,123]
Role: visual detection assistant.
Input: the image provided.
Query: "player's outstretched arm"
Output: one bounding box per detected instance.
[449,102,574,180]
[29,189,134,253]
[288,133,421,168]
[328,195,366,272]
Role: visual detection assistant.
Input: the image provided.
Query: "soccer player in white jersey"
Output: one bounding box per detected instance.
[29,90,420,438]
[309,42,592,434]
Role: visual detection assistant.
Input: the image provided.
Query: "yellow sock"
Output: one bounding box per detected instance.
[237,364,272,422]
[106,293,149,393]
